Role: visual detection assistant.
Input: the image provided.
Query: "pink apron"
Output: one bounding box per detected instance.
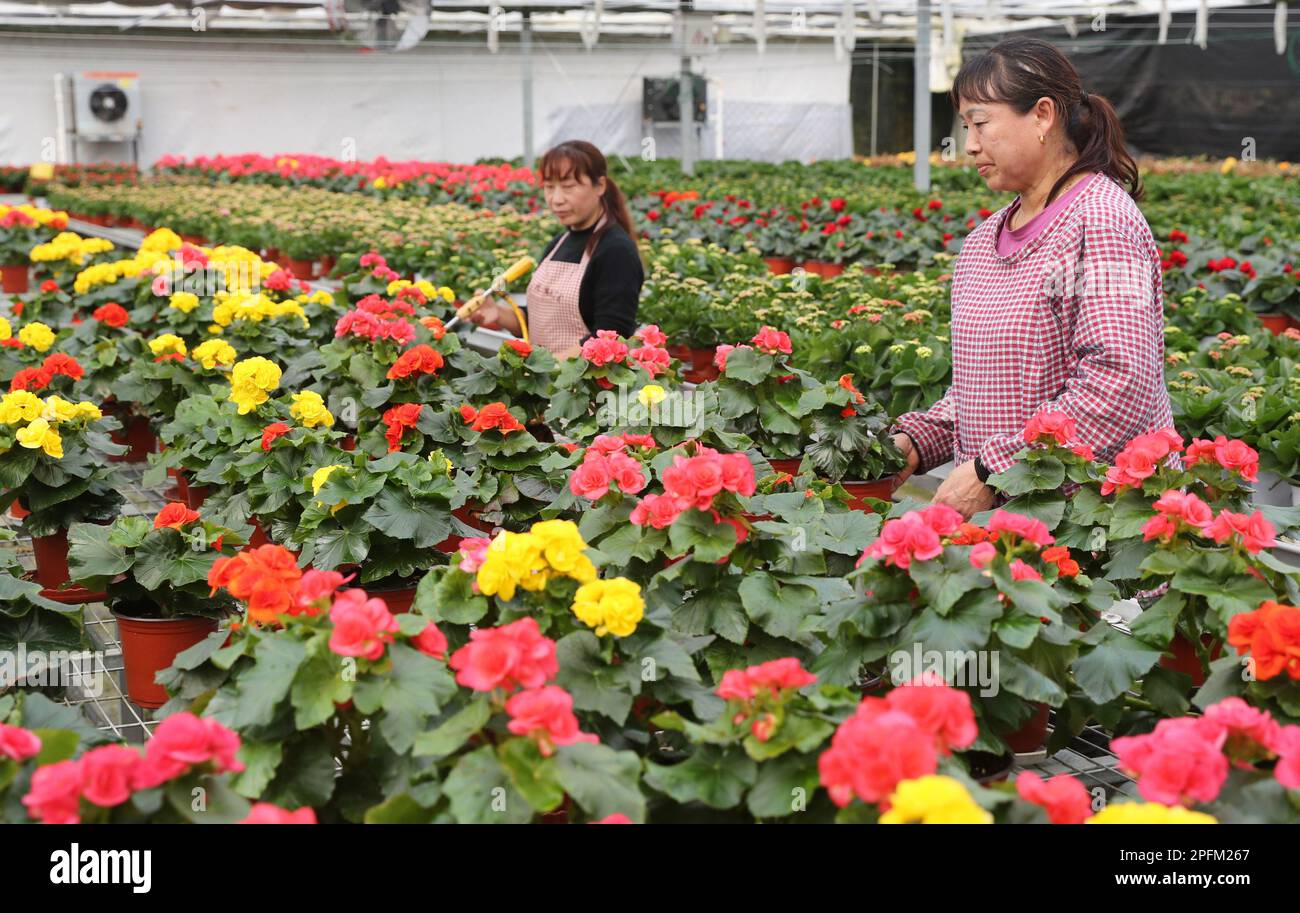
[526,216,604,355]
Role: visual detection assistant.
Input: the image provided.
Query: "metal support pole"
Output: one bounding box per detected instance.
[913,0,931,191]
[870,42,879,157]
[521,10,535,168]
[679,0,695,176]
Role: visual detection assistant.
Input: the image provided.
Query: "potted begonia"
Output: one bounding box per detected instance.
[67,506,243,707]
[0,391,124,596]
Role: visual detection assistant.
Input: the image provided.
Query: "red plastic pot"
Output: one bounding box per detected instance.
[840,476,899,511]
[31,530,73,590]
[1159,634,1222,688]
[371,584,418,615]
[109,415,156,463]
[801,260,844,278]
[114,612,218,709]
[684,348,719,384]
[184,479,212,510]
[286,257,315,280]
[764,256,796,275]
[1259,313,1290,336]
[319,254,337,277]
[263,247,280,264]
[436,504,495,553]
[1003,702,1050,754]
[248,518,269,548]
[1,264,30,295]
[341,434,357,452]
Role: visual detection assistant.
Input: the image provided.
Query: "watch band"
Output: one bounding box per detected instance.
[973,457,991,484]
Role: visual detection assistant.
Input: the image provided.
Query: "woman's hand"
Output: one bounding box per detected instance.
[892,434,922,483]
[931,460,995,520]
[468,297,501,329]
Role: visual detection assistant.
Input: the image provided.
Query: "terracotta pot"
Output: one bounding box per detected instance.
[1003,702,1050,754]
[109,414,156,464]
[31,529,73,590]
[1,264,30,295]
[1259,313,1290,336]
[114,611,219,709]
[286,257,315,280]
[840,476,899,511]
[1159,633,1222,688]
[764,256,795,275]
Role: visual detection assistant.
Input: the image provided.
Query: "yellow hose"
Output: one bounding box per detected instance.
[500,292,528,343]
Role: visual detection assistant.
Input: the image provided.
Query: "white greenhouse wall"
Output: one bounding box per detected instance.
[0,31,851,167]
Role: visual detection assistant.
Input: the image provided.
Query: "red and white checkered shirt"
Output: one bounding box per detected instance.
[895,173,1174,475]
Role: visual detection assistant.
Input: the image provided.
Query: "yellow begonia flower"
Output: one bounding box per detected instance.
[18,322,55,353]
[16,418,63,458]
[228,357,282,414]
[191,339,237,370]
[169,292,200,314]
[0,391,45,424]
[148,334,188,357]
[73,402,103,422]
[878,776,992,825]
[571,577,644,637]
[0,317,10,341]
[290,390,334,429]
[638,385,667,407]
[530,519,596,581]
[311,464,346,496]
[1086,803,1217,825]
[42,396,78,423]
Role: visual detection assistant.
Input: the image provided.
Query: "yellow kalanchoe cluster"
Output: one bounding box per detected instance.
[475,520,597,602]
[148,334,187,357]
[571,577,644,637]
[878,776,992,825]
[17,322,55,353]
[210,291,308,329]
[228,357,282,414]
[191,339,237,370]
[290,390,334,428]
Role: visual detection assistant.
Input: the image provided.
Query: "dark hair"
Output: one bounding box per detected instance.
[951,37,1142,204]
[538,140,637,256]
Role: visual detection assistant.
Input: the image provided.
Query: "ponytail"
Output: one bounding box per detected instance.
[1053,91,1142,203]
[951,37,1143,204]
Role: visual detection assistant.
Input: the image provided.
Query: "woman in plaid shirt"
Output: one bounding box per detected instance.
[893,37,1173,518]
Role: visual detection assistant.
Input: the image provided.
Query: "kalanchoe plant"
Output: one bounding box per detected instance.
[67,505,244,620]
[0,391,124,537]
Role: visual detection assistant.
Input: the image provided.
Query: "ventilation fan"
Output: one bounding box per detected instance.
[72,72,143,142]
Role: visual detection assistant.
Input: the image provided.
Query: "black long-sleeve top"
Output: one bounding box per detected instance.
[533,220,644,340]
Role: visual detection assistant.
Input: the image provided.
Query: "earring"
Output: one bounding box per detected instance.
[1039,135,1045,144]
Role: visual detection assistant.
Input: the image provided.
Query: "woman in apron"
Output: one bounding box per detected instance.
[470,140,644,358]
